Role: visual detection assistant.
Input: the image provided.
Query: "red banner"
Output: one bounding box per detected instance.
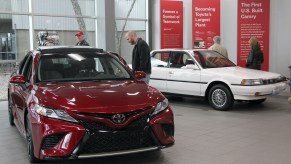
[237,0,270,71]
[160,0,183,49]
[192,0,220,49]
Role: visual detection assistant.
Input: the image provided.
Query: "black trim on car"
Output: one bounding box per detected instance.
[38,47,104,54]
[231,82,285,86]
[161,92,205,99]
[150,78,207,84]
[231,84,243,86]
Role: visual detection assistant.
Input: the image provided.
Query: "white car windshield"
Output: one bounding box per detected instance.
[193,50,236,68]
[37,52,132,82]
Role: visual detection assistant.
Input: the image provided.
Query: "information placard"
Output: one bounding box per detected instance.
[160,0,183,49]
[237,0,270,71]
[192,0,220,49]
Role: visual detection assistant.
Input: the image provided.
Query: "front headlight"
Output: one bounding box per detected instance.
[152,99,169,116]
[241,79,263,86]
[34,104,78,123]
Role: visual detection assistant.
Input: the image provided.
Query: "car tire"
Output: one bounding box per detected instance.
[208,84,234,111]
[249,98,266,104]
[8,94,15,126]
[26,114,41,163]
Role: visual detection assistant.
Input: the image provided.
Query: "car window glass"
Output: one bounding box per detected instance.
[151,52,169,67]
[193,52,202,66]
[95,58,105,72]
[182,53,194,65]
[194,50,236,68]
[18,53,30,75]
[37,52,132,82]
[169,52,190,68]
[23,55,33,82]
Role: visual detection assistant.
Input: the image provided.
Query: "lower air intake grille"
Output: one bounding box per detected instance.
[41,133,66,150]
[161,124,174,136]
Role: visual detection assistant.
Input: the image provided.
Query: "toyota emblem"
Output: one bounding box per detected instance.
[111,114,126,124]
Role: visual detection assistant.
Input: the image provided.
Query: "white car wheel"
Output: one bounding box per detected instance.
[208,84,234,111]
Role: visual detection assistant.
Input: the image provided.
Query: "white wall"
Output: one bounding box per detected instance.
[269,0,291,78]
[152,0,160,51]
[220,0,237,64]
[152,0,291,79]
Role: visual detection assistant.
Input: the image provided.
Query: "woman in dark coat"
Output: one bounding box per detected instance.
[246,37,264,70]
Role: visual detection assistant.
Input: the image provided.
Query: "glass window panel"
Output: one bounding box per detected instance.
[33,16,95,31]
[115,20,146,32]
[0,14,29,61]
[0,33,15,60]
[0,14,12,31]
[11,0,29,12]
[12,14,29,61]
[0,0,11,12]
[15,28,30,61]
[12,15,29,29]
[115,0,146,19]
[32,0,95,16]
[33,16,95,47]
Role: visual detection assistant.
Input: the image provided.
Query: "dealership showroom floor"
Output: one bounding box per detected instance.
[1,92,291,164]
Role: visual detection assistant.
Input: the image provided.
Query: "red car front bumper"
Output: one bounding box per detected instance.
[29,107,175,160]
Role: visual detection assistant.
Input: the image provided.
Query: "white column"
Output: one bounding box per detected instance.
[96,0,116,52]
[28,0,33,50]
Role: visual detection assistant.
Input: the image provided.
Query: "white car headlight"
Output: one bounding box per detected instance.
[241,79,263,86]
[34,104,78,123]
[152,99,169,116]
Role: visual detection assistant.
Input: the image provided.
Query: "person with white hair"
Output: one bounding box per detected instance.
[208,36,228,58]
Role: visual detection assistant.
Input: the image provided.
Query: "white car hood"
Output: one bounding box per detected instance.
[204,66,282,79]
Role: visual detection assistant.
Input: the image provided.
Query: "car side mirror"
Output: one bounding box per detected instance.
[134,71,146,79]
[10,75,26,84]
[186,64,199,70]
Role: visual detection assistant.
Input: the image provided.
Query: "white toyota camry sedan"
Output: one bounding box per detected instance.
[150,49,287,110]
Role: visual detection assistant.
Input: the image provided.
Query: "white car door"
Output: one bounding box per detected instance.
[166,51,201,96]
[149,51,170,92]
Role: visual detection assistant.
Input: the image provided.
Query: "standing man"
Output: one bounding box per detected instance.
[125,31,151,84]
[75,31,90,46]
[208,36,228,58]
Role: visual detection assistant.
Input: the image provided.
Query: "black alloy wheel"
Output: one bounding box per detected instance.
[8,94,15,126]
[208,84,234,111]
[26,114,41,163]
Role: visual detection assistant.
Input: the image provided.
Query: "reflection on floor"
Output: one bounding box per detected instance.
[1,92,291,164]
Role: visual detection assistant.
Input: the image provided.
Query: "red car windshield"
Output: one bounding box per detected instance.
[37,52,132,82]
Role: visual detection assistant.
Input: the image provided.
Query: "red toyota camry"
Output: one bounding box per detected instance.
[8,46,174,163]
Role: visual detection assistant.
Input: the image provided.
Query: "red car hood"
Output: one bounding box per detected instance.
[34,80,163,113]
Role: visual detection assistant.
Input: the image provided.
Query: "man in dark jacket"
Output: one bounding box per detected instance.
[125,31,151,84]
[75,31,90,46]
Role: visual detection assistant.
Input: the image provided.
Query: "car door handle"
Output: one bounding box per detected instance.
[169,71,174,74]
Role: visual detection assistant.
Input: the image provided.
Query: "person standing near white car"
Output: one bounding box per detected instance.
[125,31,151,84]
[208,36,228,58]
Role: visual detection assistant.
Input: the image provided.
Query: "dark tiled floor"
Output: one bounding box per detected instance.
[1,93,291,164]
